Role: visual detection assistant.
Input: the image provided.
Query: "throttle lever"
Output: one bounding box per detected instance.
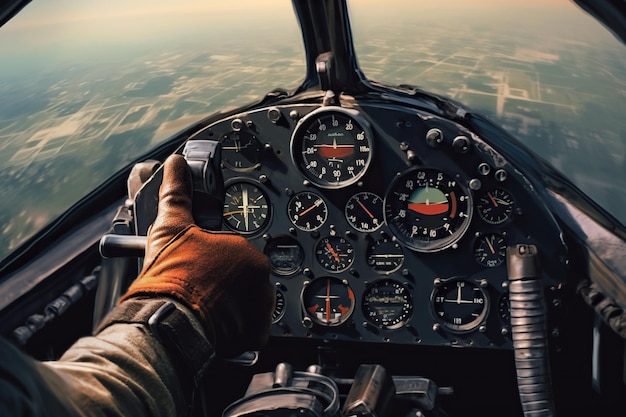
[100,140,224,258]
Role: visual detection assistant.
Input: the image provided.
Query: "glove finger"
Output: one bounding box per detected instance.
[147,154,195,261]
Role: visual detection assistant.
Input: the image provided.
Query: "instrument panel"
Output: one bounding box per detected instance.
[188,101,568,350]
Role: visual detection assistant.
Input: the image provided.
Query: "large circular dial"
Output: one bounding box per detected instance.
[301,277,355,326]
[362,279,413,329]
[287,191,328,231]
[384,168,473,252]
[431,279,488,332]
[223,181,270,234]
[291,107,373,188]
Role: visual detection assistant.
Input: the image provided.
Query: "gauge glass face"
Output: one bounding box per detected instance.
[366,238,404,273]
[345,192,384,232]
[265,236,304,276]
[315,236,354,272]
[220,130,263,171]
[473,233,507,268]
[287,191,328,231]
[476,188,515,225]
[362,279,413,329]
[272,290,286,323]
[223,182,270,234]
[291,108,372,188]
[431,279,488,332]
[301,277,355,326]
[384,168,472,252]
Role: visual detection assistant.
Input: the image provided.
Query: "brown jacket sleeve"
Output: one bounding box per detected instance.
[0,299,204,417]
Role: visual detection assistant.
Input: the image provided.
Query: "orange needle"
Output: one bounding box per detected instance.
[488,192,498,207]
[357,200,375,219]
[326,242,340,262]
[326,279,331,323]
[299,201,321,217]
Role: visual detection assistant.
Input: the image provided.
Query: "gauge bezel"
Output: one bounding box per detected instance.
[383,167,473,253]
[264,235,305,276]
[222,179,271,235]
[362,279,413,330]
[473,232,507,268]
[366,237,405,274]
[315,235,355,273]
[301,277,356,327]
[287,191,328,232]
[476,188,516,225]
[219,129,263,172]
[290,106,373,189]
[345,191,385,233]
[430,278,489,333]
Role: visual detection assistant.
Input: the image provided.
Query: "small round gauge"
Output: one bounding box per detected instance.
[431,279,489,332]
[223,181,270,234]
[273,290,286,323]
[384,168,473,252]
[345,192,384,232]
[362,279,413,329]
[366,238,404,273]
[220,130,263,171]
[291,107,373,188]
[301,277,355,326]
[476,188,515,225]
[315,236,354,272]
[264,236,304,276]
[473,233,507,268]
[287,191,328,231]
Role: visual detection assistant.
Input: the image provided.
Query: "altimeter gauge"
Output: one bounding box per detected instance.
[290,107,373,188]
[223,181,270,234]
[384,168,472,252]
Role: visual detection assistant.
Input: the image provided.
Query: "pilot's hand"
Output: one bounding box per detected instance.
[120,154,274,357]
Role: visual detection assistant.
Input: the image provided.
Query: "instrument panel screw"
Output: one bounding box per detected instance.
[289,110,299,120]
[432,323,441,332]
[400,142,409,151]
[303,268,312,277]
[478,162,491,175]
[259,174,268,184]
[478,325,487,333]
[433,278,442,287]
[494,169,508,182]
[469,178,481,190]
[230,118,243,131]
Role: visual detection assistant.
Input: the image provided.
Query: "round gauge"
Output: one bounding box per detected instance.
[301,277,355,326]
[223,181,270,234]
[264,235,304,276]
[476,188,515,225]
[362,279,413,329]
[473,233,507,268]
[287,191,328,231]
[273,290,286,323]
[345,192,384,232]
[290,107,373,188]
[315,236,354,272]
[220,130,263,171]
[431,279,489,332]
[384,168,473,252]
[366,238,404,273]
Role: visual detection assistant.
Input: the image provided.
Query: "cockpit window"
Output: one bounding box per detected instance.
[350,0,626,227]
[0,0,303,261]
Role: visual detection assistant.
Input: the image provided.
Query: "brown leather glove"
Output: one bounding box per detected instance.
[120,154,274,357]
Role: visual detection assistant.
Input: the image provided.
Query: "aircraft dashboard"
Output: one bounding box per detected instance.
[152,100,570,351]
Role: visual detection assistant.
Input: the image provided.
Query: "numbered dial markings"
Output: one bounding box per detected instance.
[301,277,355,326]
[345,192,384,232]
[223,182,270,234]
[473,233,507,268]
[287,191,328,231]
[477,188,515,225]
[291,108,372,188]
[385,168,473,252]
[362,280,413,329]
[431,279,488,332]
[367,238,405,273]
[220,130,263,171]
[315,236,354,272]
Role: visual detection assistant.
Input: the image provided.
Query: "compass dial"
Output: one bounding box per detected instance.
[384,168,473,252]
[431,279,489,332]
